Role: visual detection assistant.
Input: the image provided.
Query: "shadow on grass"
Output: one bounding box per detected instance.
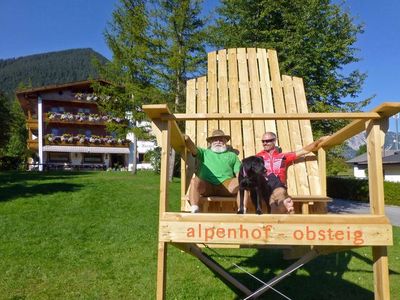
[0,171,88,202]
[205,248,399,300]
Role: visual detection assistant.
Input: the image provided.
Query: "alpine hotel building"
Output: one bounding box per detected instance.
[17,80,137,171]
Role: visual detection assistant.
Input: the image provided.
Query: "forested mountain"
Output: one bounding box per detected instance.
[0,48,108,95]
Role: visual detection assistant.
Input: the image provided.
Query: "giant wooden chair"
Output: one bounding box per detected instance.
[143,48,398,299]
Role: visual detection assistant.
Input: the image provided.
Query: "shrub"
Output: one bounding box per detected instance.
[327,176,400,206]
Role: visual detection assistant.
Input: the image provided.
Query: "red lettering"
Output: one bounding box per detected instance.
[216,228,225,238]
[293,230,304,240]
[335,231,344,240]
[251,229,261,239]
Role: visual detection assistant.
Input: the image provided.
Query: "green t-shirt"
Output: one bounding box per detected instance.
[196,147,241,185]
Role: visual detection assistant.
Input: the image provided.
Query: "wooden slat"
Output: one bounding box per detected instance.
[207,51,218,137]
[318,148,327,196]
[227,49,243,158]
[248,48,265,151]
[217,49,230,137]
[165,112,380,120]
[185,79,196,141]
[197,77,208,148]
[268,49,291,151]
[237,48,255,158]
[283,75,310,195]
[257,48,276,136]
[293,76,321,195]
[165,112,380,121]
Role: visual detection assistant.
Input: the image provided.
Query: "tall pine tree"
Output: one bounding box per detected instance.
[211,0,368,135]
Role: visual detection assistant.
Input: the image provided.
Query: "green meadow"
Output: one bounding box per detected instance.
[0,171,399,299]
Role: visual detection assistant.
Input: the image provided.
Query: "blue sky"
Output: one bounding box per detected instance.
[0,0,399,131]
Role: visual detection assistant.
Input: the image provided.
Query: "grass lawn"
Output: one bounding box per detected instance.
[0,171,399,299]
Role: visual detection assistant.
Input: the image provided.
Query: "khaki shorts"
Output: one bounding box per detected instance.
[201,177,238,197]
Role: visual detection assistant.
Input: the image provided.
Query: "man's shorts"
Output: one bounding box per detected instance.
[202,177,238,197]
[266,174,290,204]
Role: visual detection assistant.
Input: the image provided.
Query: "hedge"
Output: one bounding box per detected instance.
[327,176,400,206]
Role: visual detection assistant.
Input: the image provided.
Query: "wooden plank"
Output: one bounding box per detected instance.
[197,77,208,148]
[293,76,321,195]
[166,112,379,120]
[217,49,231,137]
[156,120,171,300]
[227,49,244,158]
[318,148,327,196]
[320,102,400,149]
[247,48,265,151]
[237,48,255,158]
[366,120,385,214]
[283,75,310,195]
[268,49,291,150]
[185,79,196,142]
[159,218,392,246]
[372,246,390,300]
[257,48,277,134]
[156,241,168,300]
[161,212,390,224]
[207,51,218,137]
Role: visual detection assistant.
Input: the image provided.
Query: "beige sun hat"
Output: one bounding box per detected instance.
[206,129,231,142]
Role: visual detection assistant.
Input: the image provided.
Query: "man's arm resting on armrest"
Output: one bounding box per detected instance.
[295,136,330,157]
[184,135,198,156]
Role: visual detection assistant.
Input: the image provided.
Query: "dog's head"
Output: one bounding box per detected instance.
[239,156,266,189]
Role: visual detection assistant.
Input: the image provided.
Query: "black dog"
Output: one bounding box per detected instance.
[237,156,271,215]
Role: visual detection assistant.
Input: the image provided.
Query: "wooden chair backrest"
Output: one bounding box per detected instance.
[185,48,321,196]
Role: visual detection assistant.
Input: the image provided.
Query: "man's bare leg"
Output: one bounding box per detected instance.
[270,187,294,214]
[189,176,206,213]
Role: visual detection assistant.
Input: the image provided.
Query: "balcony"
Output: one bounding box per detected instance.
[45,112,125,126]
[44,134,130,148]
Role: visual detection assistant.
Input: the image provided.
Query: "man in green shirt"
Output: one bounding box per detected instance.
[185,129,241,213]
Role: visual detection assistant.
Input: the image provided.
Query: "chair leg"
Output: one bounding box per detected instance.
[156,242,168,300]
[372,246,390,300]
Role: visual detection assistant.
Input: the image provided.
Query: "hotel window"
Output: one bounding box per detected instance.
[78,108,91,114]
[83,153,103,163]
[48,152,70,163]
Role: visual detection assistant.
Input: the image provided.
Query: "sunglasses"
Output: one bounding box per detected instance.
[262,138,276,143]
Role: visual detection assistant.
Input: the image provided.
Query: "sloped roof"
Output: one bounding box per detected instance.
[347,150,399,165]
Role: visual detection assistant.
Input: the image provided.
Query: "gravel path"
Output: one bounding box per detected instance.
[328,198,400,226]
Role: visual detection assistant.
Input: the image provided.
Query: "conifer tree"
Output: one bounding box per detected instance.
[211,0,368,135]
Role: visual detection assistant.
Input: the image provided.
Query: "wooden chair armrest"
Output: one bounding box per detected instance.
[142,104,186,153]
[320,102,400,149]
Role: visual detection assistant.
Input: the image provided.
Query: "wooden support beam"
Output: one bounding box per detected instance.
[320,102,400,149]
[162,112,380,121]
[156,121,171,300]
[366,119,391,299]
[172,243,252,296]
[318,148,327,197]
